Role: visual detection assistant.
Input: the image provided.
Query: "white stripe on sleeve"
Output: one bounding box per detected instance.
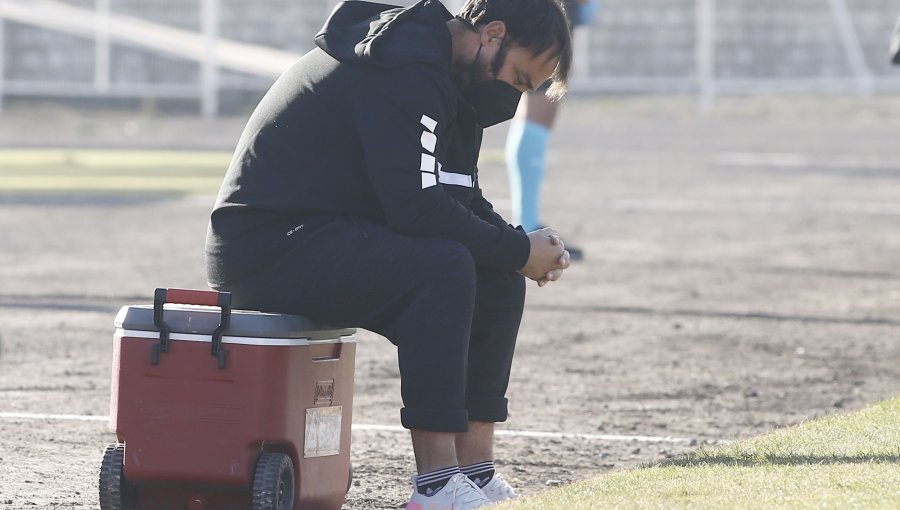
[421,172,437,189]
[420,153,436,172]
[420,114,437,132]
[421,131,437,153]
[438,170,474,187]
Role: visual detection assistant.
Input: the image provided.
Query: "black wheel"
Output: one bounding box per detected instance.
[98,443,136,510]
[252,453,295,510]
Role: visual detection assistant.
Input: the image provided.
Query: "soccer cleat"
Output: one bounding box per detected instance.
[480,472,518,502]
[405,472,492,510]
[565,244,584,261]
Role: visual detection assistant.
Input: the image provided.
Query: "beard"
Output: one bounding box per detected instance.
[452,38,511,93]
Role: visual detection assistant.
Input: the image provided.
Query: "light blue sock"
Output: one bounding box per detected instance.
[505,120,550,232]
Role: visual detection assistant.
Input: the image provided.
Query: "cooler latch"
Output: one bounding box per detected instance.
[151,288,233,369]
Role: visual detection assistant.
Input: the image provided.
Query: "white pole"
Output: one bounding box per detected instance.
[827,0,873,96]
[200,0,219,118]
[892,15,900,63]
[0,18,5,112]
[695,0,716,115]
[94,0,110,94]
[572,22,590,88]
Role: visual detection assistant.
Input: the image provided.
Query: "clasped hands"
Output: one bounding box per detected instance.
[518,227,571,287]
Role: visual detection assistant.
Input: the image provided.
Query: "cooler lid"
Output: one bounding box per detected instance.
[115,305,355,341]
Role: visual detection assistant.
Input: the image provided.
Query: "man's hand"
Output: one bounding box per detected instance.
[537,233,571,287]
[518,227,571,286]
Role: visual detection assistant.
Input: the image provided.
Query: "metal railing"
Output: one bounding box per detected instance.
[0,0,898,116]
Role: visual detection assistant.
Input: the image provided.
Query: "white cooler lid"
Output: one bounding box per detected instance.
[115,305,356,341]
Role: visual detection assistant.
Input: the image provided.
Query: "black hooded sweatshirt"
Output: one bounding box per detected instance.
[205,0,531,286]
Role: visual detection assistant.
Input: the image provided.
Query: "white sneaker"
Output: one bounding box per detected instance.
[480,472,518,502]
[405,472,492,510]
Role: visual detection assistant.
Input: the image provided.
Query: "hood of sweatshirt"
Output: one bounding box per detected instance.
[315,0,454,69]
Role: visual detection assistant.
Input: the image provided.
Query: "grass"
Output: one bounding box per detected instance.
[0,149,231,194]
[0,148,508,194]
[498,397,900,509]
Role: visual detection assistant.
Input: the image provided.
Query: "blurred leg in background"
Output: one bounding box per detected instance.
[505,0,599,261]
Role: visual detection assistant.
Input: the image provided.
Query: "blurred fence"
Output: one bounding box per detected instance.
[0,0,899,115]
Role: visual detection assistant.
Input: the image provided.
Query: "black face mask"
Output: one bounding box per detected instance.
[464,44,523,128]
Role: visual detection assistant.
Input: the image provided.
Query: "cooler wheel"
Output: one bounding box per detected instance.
[347,463,353,494]
[98,443,136,510]
[252,453,295,510]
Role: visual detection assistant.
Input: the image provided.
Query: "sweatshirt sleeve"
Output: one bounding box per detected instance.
[470,183,515,229]
[350,68,530,272]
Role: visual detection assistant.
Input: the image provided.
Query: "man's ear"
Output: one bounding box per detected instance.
[480,20,507,44]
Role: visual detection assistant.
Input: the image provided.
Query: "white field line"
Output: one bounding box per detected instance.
[712,151,900,169]
[0,412,703,444]
[607,199,900,215]
[713,152,812,167]
[354,423,701,444]
[0,412,108,422]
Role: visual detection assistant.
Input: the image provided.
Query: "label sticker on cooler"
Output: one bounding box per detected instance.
[315,379,335,406]
[304,406,342,458]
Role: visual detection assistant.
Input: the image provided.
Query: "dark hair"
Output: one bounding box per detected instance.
[456,0,573,100]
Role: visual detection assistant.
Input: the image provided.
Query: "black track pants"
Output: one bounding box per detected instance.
[212,215,526,433]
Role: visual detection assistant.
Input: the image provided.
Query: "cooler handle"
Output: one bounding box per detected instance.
[151,288,232,370]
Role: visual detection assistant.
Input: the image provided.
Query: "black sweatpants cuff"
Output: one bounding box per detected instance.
[401,408,470,432]
[466,395,509,423]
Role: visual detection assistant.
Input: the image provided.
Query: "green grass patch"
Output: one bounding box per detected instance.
[500,397,900,509]
[0,148,506,194]
[0,149,231,194]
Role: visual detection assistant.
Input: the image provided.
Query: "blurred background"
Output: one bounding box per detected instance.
[0,0,897,119]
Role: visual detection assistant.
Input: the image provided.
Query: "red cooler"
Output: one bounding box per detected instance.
[100,288,356,510]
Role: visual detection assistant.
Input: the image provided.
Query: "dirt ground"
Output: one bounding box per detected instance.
[1,96,899,508]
